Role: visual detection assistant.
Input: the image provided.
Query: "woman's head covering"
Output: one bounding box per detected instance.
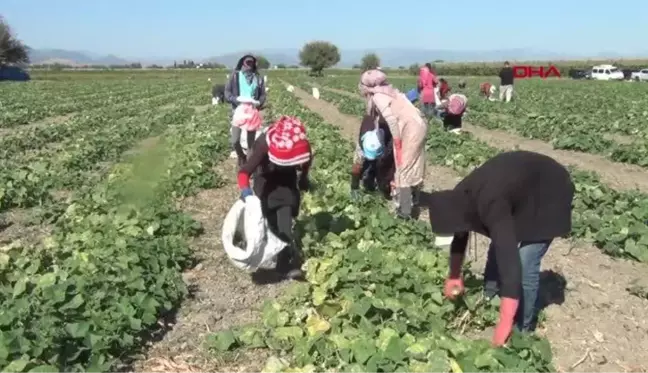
[447,94,467,115]
[266,116,311,166]
[361,129,384,160]
[232,102,262,131]
[359,69,399,97]
[235,54,257,72]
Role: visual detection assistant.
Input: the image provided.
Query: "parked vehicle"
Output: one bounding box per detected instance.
[590,65,625,81]
[631,68,648,81]
[568,69,591,80]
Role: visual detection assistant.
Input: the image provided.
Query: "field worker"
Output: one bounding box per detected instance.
[439,93,467,132]
[225,54,267,165]
[458,79,467,89]
[212,84,225,105]
[359,69,427,219]
[439,79,451,100]
[480,82,497,100]
[350,114,394,201]
[417,63,439,118]
[499,61,515,102]
[237,116,312,280]
[423,150,574,346]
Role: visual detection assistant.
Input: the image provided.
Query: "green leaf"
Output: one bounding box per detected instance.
[29,365,59,372]
[210,330,236,352]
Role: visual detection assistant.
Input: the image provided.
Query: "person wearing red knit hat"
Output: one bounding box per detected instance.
[237,116,312,280]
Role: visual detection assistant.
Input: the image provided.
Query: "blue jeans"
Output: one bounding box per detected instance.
[483,239,552,331]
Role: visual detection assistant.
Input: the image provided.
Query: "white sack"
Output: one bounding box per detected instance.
[312,87,320,99]
[222,196,288,271]
[434,235,454,248]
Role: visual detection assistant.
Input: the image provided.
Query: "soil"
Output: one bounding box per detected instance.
[291,83,648,373]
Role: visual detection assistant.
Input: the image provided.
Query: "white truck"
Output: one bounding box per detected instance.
[631,69,648,81]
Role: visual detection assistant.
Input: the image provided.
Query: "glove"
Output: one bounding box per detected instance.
[492,297,520,347]
[240,188,253,200]
[443,278,465,300]
[393,138,403,167]
[351,163,362,176]
[350,189,360,201]
[298,178,310,192]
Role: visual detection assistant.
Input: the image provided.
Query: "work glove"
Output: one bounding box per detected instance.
[492,297,520,347]
[443,277,465,300]
[350,189,360,201]
[393,138,403,167]
[298,178,310,192]
[240,188,253,201]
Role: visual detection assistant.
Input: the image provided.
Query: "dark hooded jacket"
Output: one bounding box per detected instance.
[424,150,574,300]
[224,54,266,110]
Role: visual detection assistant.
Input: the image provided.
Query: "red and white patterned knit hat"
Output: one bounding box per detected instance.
[266,116,311,166]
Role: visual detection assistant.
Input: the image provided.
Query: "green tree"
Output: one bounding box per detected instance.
[255,55,271,69]
[299,41,341,76]
[0,17,30,65]
[276,63,287,69]
[408,63,420,75]
[360,53,380,71]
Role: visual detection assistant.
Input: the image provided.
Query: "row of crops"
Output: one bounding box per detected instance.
[315,76,648,167]
[207,85,555,372]
[282,78,648,265]
[0,77,234,371]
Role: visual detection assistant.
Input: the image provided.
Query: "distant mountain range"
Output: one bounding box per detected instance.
[28,48,648,68]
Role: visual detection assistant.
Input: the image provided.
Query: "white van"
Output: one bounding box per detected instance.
[591,65,624,81]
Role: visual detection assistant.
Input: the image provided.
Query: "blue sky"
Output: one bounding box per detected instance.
[3,0,647,58]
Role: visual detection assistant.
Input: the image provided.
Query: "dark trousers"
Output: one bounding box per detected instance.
[443,113,462,131]
[483,239,552,331]
[265,205,301,273]
[230,127,257,164]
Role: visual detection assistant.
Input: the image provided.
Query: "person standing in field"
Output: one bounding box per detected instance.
[350,114,394,201]
[237,116,312,280]
[359,69,427,219]
[423,150,575,346]
[499,61,514,102]
[225,54,267,166]
[417,63,439,118]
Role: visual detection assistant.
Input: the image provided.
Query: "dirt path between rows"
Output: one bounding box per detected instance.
[133,157,285,372]
[316,85,648,194]
[289,83,648,372]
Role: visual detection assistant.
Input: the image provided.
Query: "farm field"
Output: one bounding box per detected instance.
[1,70,648,373]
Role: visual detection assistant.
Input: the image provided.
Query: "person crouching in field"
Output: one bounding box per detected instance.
[359,69,427,219]
[458,79,466,89]
[439,78,451,101]
[480,82,497,101]
[238,116,312,280]
[350,114,394,201]
[439,93,467,133]
[212,84,225,105]
[225,54,267,166]
[423,150,574,346]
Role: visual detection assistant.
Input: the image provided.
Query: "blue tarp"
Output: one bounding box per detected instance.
[0,66,31,81]
[405,88,418,103]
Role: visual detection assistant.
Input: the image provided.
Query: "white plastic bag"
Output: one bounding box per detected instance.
[287,85,294,92]
[222,196,288,271]
[312,87,320,99]
[212,97,219,105]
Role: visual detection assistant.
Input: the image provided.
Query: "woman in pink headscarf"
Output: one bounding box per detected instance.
[358,69,428,219]
[418,63,439,118]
